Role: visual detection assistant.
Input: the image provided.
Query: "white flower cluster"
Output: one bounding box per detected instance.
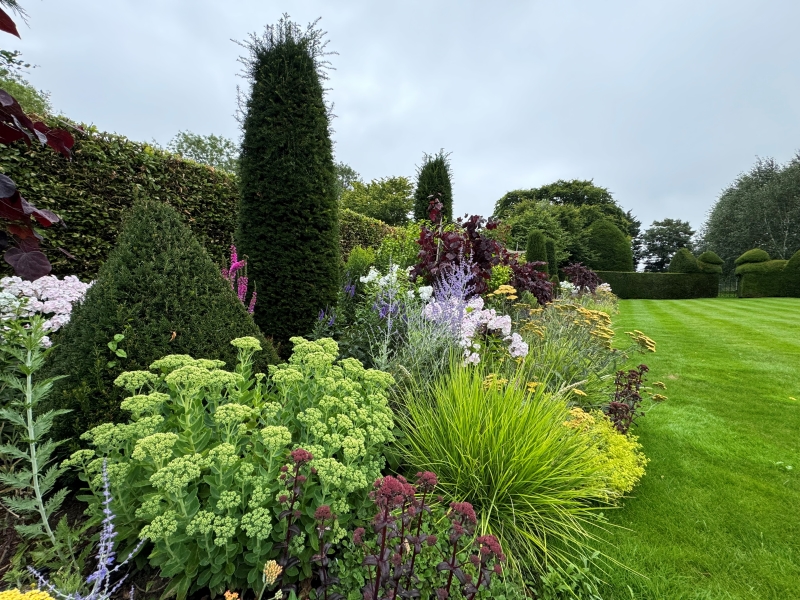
[424,295,528,364]
[559,281,579,297]
[406,285,433,302]
[596,282,613,293]
[360,264,403,288]
[0,275,92,345]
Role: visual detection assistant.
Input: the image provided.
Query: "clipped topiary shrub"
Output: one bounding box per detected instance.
[596,272,718,299]
[45,199,278,441]
[697,250,724,274]
[734,248,771,266]
[735,260,787,276]
[525,229,547,270]
[584,219,634,272]
[237,18,341,351]
[545,237,557,278]
[668,247,701,273]
[413,150,453,222]
[339,208,393,261]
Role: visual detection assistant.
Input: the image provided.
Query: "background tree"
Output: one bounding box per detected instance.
[700,154,800,273]
[413,150,453,222]
[0,50,51,114]
[340,176,414,226]
[639,218,695,272]
[236,16,340,351]
[167,131,239,173]
[333,161,361,200]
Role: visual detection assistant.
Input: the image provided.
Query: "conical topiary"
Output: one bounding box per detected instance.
[583,219,634,272]
[545,238,558,278]
[668,247,701,273]
[46,199,279,440]
[413,150,453,222]
[525,229,548,271]
[236,17,341,351]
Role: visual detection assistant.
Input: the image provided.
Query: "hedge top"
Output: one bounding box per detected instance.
[668,247,701,273]
[735,248,771,266]
[697,251,724,265]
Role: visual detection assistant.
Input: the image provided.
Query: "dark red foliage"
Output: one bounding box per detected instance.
[562,262,603,293]
[507,260,554,306]
[604,364,649,434]
[1,89,75,280]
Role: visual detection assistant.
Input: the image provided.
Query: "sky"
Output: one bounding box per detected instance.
[9,0,800,233]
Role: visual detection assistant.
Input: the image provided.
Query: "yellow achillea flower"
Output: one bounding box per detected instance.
[653,381,667,389]
[224,591,240,600]
[572,388,587,397]
[651,394,668,402]
[263,560,283,586]
[526,381,540,393]
[626,330,656,353]
[0,591,55,600]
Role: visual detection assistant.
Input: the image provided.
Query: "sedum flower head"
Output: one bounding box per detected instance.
[216,490,241,512]
[208,443,240,469]
[149,354,197,374]
[120,392,169,419]
[214,403,254,427]
[230,336,262,352]
[241,507,273,540]
[140,510,179,541]
[165,364,213,389]
[61,449,95,469]
[212,515,238,546]
[194,358,226,369]
[186,510,215,536]
[132,432,179,464]
[150,454,206,494]
[113,370,159,393]
[261,425,292,454]
[135,496,164,520]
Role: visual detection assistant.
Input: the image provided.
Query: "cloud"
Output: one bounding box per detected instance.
[11,0,800,231]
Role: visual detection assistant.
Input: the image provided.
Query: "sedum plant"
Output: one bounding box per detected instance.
[65,336,395,600]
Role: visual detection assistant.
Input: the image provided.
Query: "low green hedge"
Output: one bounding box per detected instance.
[340,208,393,260]
[735,249,800,297]
[597,271,719,299]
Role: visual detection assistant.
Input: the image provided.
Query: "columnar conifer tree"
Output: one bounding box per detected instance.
[236,16,340,350]
[545,238,558,277]
[413,150,453,222]
[525,229,548,271]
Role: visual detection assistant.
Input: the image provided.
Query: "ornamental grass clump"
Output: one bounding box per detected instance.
[65,337,395,600]
[397,359,609,580]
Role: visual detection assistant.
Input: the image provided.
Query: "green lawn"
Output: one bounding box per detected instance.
[602,298,800,600]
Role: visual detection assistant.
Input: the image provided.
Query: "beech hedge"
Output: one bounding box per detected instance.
[597,271,719,299]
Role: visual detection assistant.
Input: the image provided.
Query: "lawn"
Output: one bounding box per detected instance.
[602,298,800,599]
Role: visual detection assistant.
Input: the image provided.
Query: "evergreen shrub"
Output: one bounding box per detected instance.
[339,208,393,260]
[583,219,634,272]
[525,229,547,270]
[413,150,453,222]
[734,248,770,266]
[0,118,239,280]
[735,248,800,297]
[596,272,718,299]
[45,199,278,440]
[697,250,724,274]
[545,237,558,278]
[668,248,701,273]
[237,18,341,349]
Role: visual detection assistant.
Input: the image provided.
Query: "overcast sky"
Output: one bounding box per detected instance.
[9,0,800,232]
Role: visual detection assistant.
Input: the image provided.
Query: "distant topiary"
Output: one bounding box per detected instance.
[45,199,279,441]
[545,237,558,278]
[413,150,453,222]
[236,17,341,351]
[786,249,800,272]
[668,248,701,273]
[525,229,548,271]
[734,248,771,266]
[697,250,724,274]
[583,219,634,272]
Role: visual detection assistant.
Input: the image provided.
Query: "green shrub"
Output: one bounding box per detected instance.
[413,150,453,222]
[374,221,421,272]
[668,247,701,273]
[735,259,787,276]
[583,219,633,272]
[734,248,771,266]
[784,250,800,296]
[45,199,278,440]
[525,229,548,269]
[488,265,513,292]
[546,238,558,277]
[65,337,395,599]
[343,245,375,284]
[340,208,393,261]
[785,249,800,272]
[596,272,718,299]
[397,359,608,579]
[0,119,239,280]
[697,250,724,274]
[237,18,341,349]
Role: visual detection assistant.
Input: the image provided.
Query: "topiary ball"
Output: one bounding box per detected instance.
[734,248,771,266]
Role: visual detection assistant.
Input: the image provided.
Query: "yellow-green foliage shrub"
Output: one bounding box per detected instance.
[565,408,648,502]
[487,264,512,292]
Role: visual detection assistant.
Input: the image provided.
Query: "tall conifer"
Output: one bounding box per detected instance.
[413,150,453,222]
[236,17,340,350]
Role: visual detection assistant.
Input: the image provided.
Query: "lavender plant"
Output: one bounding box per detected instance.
[28,460,144,600]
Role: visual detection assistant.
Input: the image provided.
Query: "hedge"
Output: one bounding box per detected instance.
[668,247,701,273]
[597,271,719,299]
[735,249,800,297]
[0,119,239,280]
[340,208,394,260]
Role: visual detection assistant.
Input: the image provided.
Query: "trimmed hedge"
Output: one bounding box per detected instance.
[735,248,800,297]
[340,208,394,260]
[45,199,278,441]
[0,119,238,280]
[584,219,634,272]
[597,271,719,299]
[697,250,724,274]
[668,247,701,273]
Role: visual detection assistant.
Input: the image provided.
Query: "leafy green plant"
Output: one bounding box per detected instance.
[0,317,70,561]
[65,336,396,599]
[396,358,608,581]
[340,177,414,226]
[535,553,605,600]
